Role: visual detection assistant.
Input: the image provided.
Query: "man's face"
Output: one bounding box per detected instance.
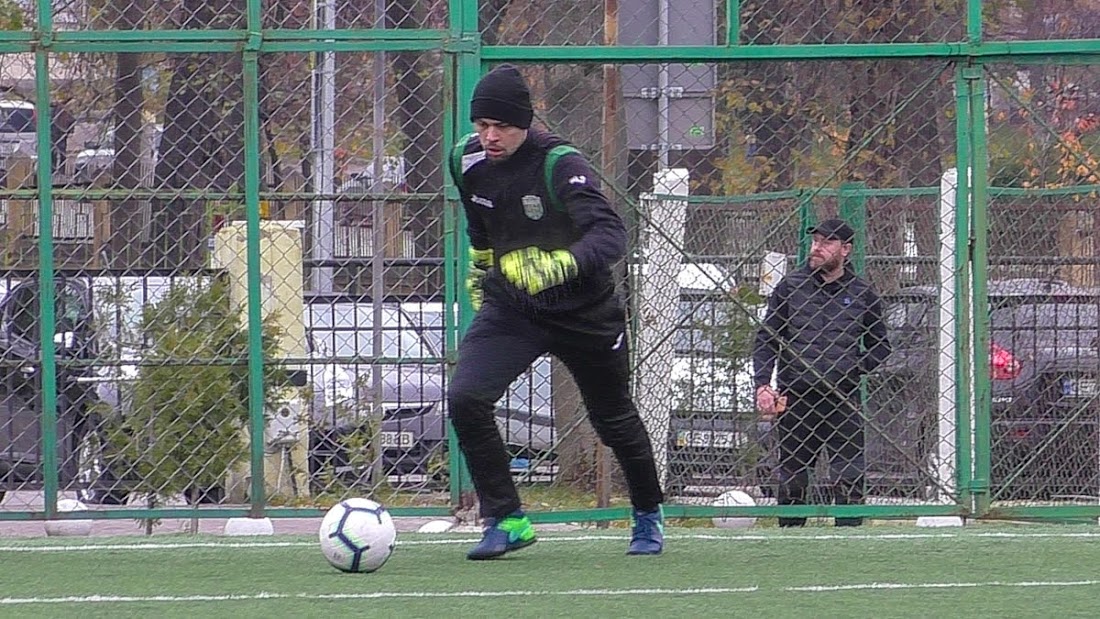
[474,119,527,161]
[809,233,850,272]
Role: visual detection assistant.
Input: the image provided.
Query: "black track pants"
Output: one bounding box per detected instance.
[776,383,865,528]
[447,302,665,520]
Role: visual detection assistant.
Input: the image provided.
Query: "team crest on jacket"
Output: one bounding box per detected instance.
[521,194,544,220]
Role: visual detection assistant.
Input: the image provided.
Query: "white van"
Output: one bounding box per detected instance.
[0,98,36,158]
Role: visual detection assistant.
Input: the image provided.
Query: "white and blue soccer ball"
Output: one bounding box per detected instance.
[319,498,397,573]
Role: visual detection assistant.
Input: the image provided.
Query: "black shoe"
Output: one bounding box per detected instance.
[626,507,664,555]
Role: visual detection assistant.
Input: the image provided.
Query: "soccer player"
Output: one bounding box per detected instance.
[752,218,891,527]
[447,64,665,559]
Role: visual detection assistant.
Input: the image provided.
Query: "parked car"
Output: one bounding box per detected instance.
[306,297,557,489]
[646,260,773,495]
[987,302,1100,500]
[0,98,36,158]
[865,278,1100,500]
[0,277,104,505]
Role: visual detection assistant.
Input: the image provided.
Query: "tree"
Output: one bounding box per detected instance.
[388,0,446,295]
[984,0,1100,286]
[150,0,247,271]
[737,0,804,192]
[109,0,148,268]
[258,0,313,210]
[108,278,285,507]
[843,0,951,289]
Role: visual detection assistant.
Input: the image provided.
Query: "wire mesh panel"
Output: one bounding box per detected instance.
[0,39,452,513]
[986,2,1100,41]
[497,58,963,518]
[0,0,1096,526]
[68,0,248,30]
[261,0,449,30]
[478,0,966,47]
[984,63,1100,507]
[738,0,964,45]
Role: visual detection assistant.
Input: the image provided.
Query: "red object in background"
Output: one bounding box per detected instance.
[991,342,1022,381]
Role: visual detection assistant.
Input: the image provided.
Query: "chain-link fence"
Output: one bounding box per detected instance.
[1,0,1100,526]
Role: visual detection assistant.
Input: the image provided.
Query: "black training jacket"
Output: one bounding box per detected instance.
[453,129,626,321]
[752,265,891,393]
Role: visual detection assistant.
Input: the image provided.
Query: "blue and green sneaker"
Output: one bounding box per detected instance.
[466,512,537,560]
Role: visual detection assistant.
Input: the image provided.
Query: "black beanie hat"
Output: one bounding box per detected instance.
[470,64,533,129]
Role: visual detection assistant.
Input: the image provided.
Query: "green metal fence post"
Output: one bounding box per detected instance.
[34,0,57,519]
[967,0,982,46]
[243,0,266,516]
[967,63,992,517]
[726,0,740,45]
[838,181,868,275]
[446,0,481,510]
[954,64,975,515]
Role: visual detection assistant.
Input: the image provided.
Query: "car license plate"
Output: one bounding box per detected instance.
[1063,378,1098,399]
[380,431,414,448]
[676,430,736,449]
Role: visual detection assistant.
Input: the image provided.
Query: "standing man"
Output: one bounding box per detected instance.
[752,218,890,527]
[447,64,665,559]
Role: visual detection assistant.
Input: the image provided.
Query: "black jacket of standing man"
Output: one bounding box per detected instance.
[752,218,891,527]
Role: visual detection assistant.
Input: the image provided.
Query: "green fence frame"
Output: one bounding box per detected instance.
[9,0,1100,526]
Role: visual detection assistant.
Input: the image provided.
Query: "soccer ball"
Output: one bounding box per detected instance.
[318,498,397,573]
[711,489,757,529]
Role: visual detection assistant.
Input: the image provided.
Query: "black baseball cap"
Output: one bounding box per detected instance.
[808,218,855,243]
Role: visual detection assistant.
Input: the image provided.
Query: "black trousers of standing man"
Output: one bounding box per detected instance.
[447,300,665,520]
[776,382,865,528]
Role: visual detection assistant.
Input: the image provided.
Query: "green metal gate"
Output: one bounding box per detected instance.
[1,0,1099,528]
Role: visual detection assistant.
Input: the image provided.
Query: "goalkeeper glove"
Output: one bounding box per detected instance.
[467,248,494,311]
[499,246,579,296]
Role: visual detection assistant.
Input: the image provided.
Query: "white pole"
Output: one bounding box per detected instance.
[918,168,965,527]
[636,168,689,487]
[936,168,958,501]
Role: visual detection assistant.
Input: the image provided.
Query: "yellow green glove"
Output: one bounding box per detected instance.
[467,248,494,311]
[499,246,579,296]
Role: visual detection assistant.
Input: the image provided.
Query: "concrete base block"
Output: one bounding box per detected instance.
[916,516,965,528]
[417,519,456,534]
[224,517,275,536]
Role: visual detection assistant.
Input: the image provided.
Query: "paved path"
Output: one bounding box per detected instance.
[0,490,461,538]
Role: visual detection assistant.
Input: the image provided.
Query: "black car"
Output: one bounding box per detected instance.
[0,277,106,504]
[987,302,1100,500]
[866,278,1100,500]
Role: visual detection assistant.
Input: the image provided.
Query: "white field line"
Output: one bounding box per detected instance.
[6,530,1100,553]
[5,581,1100,606]
[0,588,760,605]
[787,580,1100,592]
